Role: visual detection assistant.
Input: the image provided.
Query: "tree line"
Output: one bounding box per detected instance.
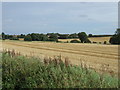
[1,32,91,43]
[1,28,120,44]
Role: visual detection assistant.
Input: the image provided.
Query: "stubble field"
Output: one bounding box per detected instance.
[58,37,111,43]
[2,40,119,76]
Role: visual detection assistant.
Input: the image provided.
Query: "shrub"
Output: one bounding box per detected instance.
[93,41,97,43]
[88,34,93,37]
[104,41,107,44]
[99,42,102,44]
[70,40,80,43]
[2,51,119,88]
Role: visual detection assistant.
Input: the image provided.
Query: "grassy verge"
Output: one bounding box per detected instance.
[2,51,119,88]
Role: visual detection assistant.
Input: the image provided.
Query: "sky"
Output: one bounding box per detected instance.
[2,2,118,35]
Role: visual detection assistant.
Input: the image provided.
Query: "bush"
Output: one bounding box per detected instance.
[88,34,93,37]
[93,42,97,43]
[2,51,119,88]
[109,28,120,44]
[24,35,32,41]
[99,42,102,44]
[104,41,107,44]
[70,40,80,43]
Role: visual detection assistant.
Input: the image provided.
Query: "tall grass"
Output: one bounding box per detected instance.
[2,50,119,88]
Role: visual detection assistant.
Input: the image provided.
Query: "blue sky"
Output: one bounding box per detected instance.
[2,2,118,35]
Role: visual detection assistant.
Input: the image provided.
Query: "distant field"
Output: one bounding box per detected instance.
[2,40,118,76]
[58,36,111,43]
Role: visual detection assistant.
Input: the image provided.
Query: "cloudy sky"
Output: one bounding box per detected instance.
[2,2,118,35]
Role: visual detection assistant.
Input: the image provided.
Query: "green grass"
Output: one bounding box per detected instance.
[2,52,119,88]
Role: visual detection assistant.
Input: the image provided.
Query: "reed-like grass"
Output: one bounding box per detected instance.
[2,50,119,88]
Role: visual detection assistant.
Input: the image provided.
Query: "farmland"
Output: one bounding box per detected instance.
[19,36,111,43]
[2,40,119,76]
[58,36,111,43]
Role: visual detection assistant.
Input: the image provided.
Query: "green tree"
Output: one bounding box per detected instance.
[9,37,19,40]
[24,35,32,41]
[42,35,49,41]
[17,34,25,38]
[109,28,120,44]
[30,33,39,41]
[59,34,69,39]
[68,33,78,39]
[49,34,58,42]
[2,32,5,40]
[88,34,92,37]
[78,32,88,43]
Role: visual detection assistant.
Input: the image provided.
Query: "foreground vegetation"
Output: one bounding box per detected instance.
[2,50,119,88]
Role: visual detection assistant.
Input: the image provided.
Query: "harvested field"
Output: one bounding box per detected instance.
[2,40,119,76]
[58,36,111,43]
[89,37,111,43]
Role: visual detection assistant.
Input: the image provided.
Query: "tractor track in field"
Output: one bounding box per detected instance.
[3,42,118,60]
[24,42,118,56]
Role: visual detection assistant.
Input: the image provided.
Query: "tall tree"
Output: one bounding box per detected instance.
[78,32,88,43]
[2,32,5,40]
[24,35,32,41]
[49,34,58,42]
[109,28,120,44]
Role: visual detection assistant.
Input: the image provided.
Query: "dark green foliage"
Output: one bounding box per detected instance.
[58,34,69,39]
[68,33,78,38]
[90,35,112,37]
[6,35,13,39]
[49,34,58,42]
[78,32,88,43]
[28,33,48,41]
[70,40,80,43]
[1,32,19,40]
[30,33,41,41]
[24,35,32,41]
[9,37,19,40]
[88,34,93,37]
[2,52,118,88]
[93,42,97,43]
[104,41,107,44]
[17,34,25,38]
[42,35,49,41]
[2,32,5,40]
[109,35,120,44]
[47,33,59,36]
[109,28,120,44]
[99,42,102,44]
